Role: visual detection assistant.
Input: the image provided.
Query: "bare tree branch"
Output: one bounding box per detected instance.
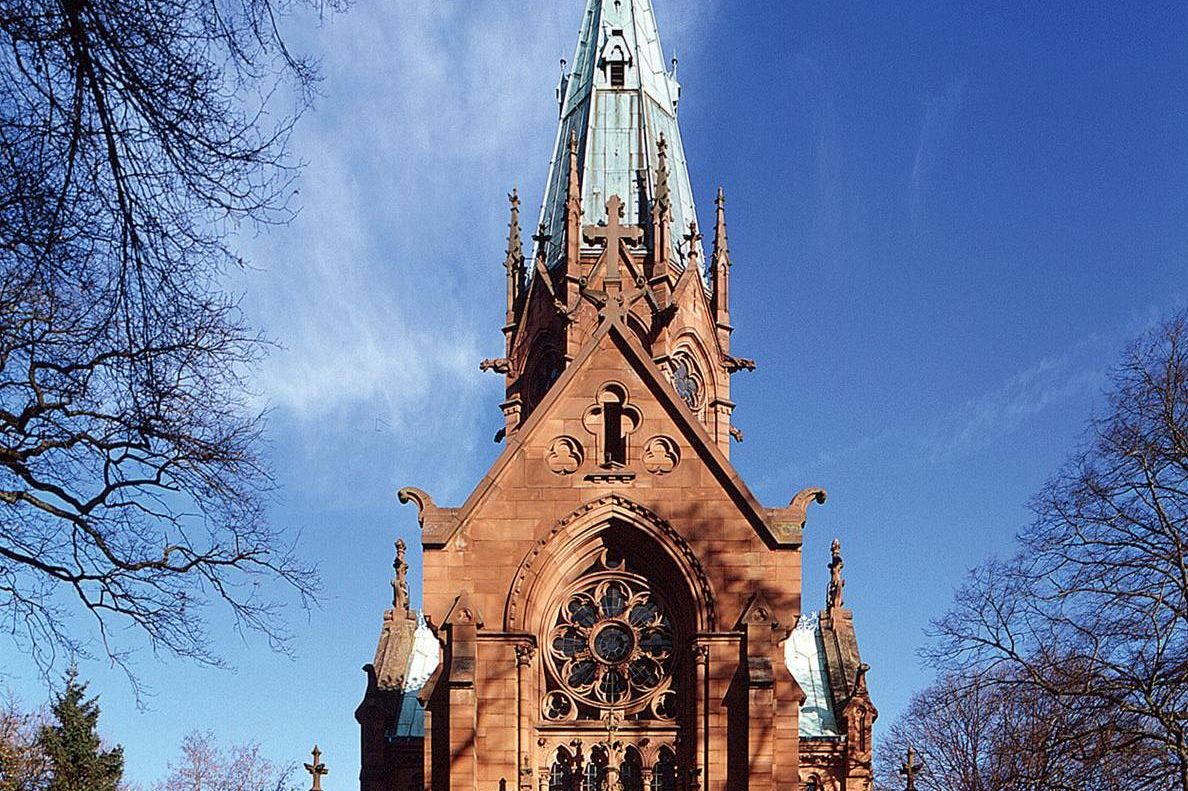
[925,312,1188,790]
[0,0,342,686]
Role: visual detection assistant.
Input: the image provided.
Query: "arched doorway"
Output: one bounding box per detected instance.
[509,497,715,790]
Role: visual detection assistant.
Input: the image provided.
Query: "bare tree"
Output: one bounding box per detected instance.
[153,731,298,791]
[929,312,1188,790]
[0,694,49,791]
[874,668,1148,791]
[0,0,341,677]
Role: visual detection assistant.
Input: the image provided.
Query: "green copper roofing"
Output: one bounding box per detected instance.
[533,0,703,271]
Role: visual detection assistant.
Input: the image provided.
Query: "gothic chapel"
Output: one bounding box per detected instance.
[355,2,877,789]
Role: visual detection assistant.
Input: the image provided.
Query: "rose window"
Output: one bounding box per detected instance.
[546,574,675,716]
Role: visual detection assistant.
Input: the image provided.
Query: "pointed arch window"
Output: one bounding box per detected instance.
[549,750,575,791]
[650,749,677,791]
[620,749,644,791]
[582,747,608,791]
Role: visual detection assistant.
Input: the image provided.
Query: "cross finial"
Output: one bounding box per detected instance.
[583,195,644,288]
[826,538,846,609]
[899,744,925,791]
[304,745,329,791]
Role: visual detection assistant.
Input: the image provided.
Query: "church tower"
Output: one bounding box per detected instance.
[356,2,877,790]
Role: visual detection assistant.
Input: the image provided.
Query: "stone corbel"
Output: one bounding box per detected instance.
[397,487,459,548]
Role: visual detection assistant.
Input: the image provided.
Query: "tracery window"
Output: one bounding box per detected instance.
[544,564,676,719]
[670,353,702,412]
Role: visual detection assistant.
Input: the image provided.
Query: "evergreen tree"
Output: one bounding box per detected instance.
[37,670,123,791]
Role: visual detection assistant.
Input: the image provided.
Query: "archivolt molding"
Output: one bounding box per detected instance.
[504,494,718,633]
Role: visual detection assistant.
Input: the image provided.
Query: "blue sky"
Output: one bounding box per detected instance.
[3,1,1187,786]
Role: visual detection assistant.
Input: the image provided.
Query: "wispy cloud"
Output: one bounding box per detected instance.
[910,78,966,232]
[921,304,1186,462]
[238,0,715,434]
[925,353,1104,462]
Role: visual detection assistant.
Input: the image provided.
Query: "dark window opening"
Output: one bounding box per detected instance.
[610,61,626,88]
[604,401,625,465]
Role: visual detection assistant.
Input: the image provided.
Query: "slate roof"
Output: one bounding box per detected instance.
[373,613,439,741]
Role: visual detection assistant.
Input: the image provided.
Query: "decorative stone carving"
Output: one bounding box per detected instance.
[516,642,538,667]
[826,538,845,610]
[642,436,680,475]
[546,436,584,476]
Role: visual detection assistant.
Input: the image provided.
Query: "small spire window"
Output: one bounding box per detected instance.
[610,61,626,88]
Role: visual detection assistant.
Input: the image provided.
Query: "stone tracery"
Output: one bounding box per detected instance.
[544,560,675,719]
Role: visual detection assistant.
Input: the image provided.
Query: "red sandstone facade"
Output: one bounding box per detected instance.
[356,3,876,789]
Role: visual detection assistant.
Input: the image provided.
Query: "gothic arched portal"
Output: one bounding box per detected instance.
[511,496,712,789]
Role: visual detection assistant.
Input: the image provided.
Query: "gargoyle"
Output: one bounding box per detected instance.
[480,358,512,374]
[723,355,757,373]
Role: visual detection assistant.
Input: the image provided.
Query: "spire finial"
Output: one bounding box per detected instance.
[504,189,525,327]
[304,745,329,791]
[655,133,671,218]
[712,186,730,269]
[565,129,583,272]
[684,219,702,272]
[826,538,846,610]
[505,189,523,266]
[392,539,410,615]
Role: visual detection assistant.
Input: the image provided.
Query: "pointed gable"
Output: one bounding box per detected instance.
[432,314,798,554]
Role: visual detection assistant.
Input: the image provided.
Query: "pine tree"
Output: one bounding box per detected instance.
[38,669,123,791]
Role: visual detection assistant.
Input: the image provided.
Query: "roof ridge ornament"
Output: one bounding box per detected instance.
[392,538,411,616]
[826,538,846,610]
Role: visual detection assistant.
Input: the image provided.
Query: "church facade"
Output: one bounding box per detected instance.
[355,2,877,790]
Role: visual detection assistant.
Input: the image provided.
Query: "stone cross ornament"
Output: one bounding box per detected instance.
[899,744,925,791]
[584,195,643,288]
[305,745,329,791]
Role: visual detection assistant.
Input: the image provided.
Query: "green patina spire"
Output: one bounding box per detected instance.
[533,0,703,274]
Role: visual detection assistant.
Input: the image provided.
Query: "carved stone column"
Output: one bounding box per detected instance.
[516,641,537,791]
[692,641,710,790]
